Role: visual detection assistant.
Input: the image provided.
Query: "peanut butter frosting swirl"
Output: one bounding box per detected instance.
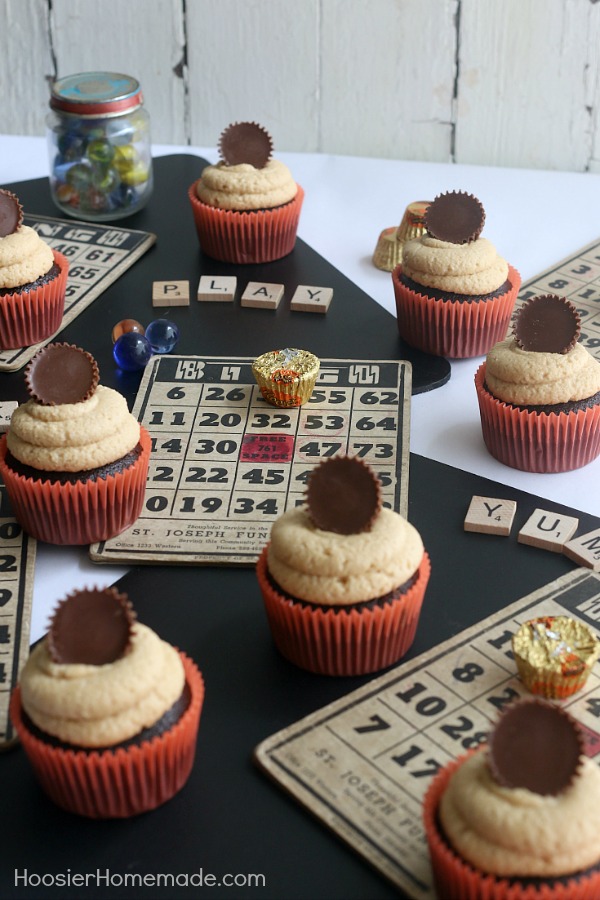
[0,225,54,289]
[440,749,600,877]
[267,507,423,605]
[7,385,140,471]
[20,623,185,747]
[486,338,600,405]
[196,159,297,210]
[402,235,508,295]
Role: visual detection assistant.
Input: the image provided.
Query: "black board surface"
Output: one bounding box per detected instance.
[2,455,598,900]
[1,154,450,401]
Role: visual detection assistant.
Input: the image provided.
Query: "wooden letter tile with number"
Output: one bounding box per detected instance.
[290,285,333,314]
[463,495,517,536]
[197,275,237,302]
[518,508,579,552]
[241,282,284,309]
[152,280,190,307]
[563,528,600,570]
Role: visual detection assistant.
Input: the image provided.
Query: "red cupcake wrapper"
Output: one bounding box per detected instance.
[392,264,521,358]
[10,652,204,819]
[423,754,600,899]
[188,180,304,264]
[257,546,430,676]
[0,250,68,350]
[475,364,600,473]
[0,426,151,544]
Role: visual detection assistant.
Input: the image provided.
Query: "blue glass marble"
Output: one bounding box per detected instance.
[145,319,180,354]
[113,332,152,371]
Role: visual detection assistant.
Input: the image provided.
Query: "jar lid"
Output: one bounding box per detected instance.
[50,71,143,115]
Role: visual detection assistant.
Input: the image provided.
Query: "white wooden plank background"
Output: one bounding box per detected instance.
[2,0,600,173]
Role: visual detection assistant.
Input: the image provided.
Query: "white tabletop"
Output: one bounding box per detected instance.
[3,134,600,640]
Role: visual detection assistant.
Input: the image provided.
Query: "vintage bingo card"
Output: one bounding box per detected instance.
[90,355,411,565]
[255,568,600,899]
[0,486,36,749]
[514,236,600,358]
[0,214,156,372]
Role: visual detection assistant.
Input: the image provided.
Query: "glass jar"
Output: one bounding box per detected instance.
[46,71,153,221]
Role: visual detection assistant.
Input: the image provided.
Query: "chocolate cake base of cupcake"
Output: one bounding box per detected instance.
[10,653,204,818]
[4,442,144,485]
[0,427,151,545]
[399,273,512,304]
[258,546,430,676]
[0,250,68,350]
[392,264,521,359]
[483,382,600,415]
[475,364,600,472]
[265,567,418,614]
[188,181,304,264]
[0,263,61,296]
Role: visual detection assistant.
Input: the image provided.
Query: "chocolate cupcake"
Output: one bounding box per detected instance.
[392,190,521,358]
[257,456,430,675]
[10,587,204,818]
[0,190,68,349]
[475,294,600,472]
[188,121,304,263]
[0,343,150,543]
[424,699,600,899]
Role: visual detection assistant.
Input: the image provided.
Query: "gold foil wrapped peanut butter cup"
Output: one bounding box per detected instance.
[252,348,319,408]
[372,201,430,272]
[512,615,600,699]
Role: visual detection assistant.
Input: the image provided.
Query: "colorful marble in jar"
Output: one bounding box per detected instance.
[46,72,153,222]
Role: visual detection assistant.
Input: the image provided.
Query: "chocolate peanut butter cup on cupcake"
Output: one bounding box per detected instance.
[392,190,521,357]
[11,587,204,818]
[257,456,430,675]
[0,343,150,543]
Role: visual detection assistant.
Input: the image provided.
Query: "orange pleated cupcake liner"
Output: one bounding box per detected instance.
[423,754,600,899]
[257,546,430,676]
[0,250,68,350]
[0,426,151,544]
[475,364,600,473]
[10,652,204,819]
[188,180,304,264]
[392,264,521,358]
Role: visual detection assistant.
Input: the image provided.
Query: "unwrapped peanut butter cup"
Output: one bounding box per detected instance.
[424,190,485,244]
[0,189,24,237]
[307,456,382,535]
[487,698,584,795]
[218,121,273,169]
[25,343,100,406]
[514,294,581,353]
[48,587,136,665]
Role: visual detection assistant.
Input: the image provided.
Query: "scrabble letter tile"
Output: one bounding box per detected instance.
[241,281,284,310]
[518,508,579,552]
[463,495,517,536]
[0,401,18,434]
[290,285,333,314]
[563,528,600,570]
[197,275,237,302]
[152,281,190,307]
